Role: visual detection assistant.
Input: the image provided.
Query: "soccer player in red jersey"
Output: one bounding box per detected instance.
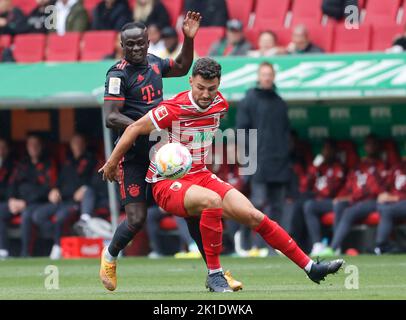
[99,58,344,292]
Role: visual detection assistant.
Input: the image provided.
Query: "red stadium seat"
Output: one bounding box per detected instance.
[333,25,371,53]
[46,32,81,62]
[291,0,323,27]
[363,0,401,25]
[0,34,12,48]
[306,24,334,52]
[159,215,178,230]
[253,0,290,29]
[321,211,381,226]
[371,24,403,51]
[161,0,183,27]
[402,0,406,24]
[83,0,102,20]
[226,0,254,27]
[194,27,225,56]
[12,0,36,15]
[13,34,46,63]
[80,31,116,61]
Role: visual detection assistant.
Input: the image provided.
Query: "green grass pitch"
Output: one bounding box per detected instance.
[0,255,405,299]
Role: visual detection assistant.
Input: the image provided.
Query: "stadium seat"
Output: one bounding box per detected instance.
[12,34,46,63]
[12,0,37,15]
[161,0,183,27]
[46,33,81,62]
[194,27,225,56]
[290,0,323,27]
[159,215,178,231]
[0,34,12,48]
[80,31,117,61]
[226,0,254,27]
[402,0,406,24]
[306,24,334,52]
[83,0,102,21]
[321,211,380,226]
[252,0,290,29]
[333,25,371,53]
[371,24,404,51]
[363,0,401,25]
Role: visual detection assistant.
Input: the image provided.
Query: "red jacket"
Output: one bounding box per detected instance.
[385,161,406,200]
[338,158,387,202]
[307,161,345,198]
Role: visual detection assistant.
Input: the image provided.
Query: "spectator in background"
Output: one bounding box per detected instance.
[184,0,228,27]
[25,0,54,34]
[236,62,290,255]
[54,0,88,35]
[302,139,345,256]
[104,33,124,60]
[0,0,27,35]
[0,138,13,259]
[147,23,165,56]
[374,159,406,254]
[2,134,57,257]
[92,0,131,31]
[387,24,406,53]
[322,0,358,22]
[248,30,286,57]
[319,134,387,256]
[158,26,181,59]
[208,19,251,57]
[32,134,96,260]
[286,25,324,54]
[133,0,170,30]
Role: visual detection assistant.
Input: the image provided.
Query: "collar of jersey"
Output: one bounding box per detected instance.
[188,91,214,113]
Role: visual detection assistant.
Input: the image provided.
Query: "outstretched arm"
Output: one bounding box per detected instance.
[99,113,156,182]
[165,11,201,77]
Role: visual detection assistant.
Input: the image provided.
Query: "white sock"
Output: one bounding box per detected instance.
[104,247,117,262]
[304,260,314,273]
[80,213,91,221]
[208,268,223,275]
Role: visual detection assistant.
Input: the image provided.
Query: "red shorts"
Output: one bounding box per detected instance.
[152,170,234,217]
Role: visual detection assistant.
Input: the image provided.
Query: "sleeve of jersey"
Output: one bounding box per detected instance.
[159,57,174,77]
[104,70,126,102]
[148,104,179,131]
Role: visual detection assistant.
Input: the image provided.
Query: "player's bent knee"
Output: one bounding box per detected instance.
[201,193,222,210]
[126,208,147,230]
[246,209,264,229]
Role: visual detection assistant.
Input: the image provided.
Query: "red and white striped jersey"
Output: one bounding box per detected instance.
[146,90,229,183]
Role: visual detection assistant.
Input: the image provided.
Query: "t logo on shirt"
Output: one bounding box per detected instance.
[141,84,156,104]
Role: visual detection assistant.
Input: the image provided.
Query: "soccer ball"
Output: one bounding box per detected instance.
[155,143,192,180]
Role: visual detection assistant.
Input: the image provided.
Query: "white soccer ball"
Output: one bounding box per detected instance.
[155,143,192,180]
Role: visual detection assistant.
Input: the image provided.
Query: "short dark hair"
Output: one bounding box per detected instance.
[192,58,222,80]
[258,61,275,71]
[121,22,147,34]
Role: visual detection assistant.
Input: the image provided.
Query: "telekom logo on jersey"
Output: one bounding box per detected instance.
[148,119,258,176]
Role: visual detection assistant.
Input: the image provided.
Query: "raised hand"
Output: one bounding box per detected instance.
[182,11,202,39]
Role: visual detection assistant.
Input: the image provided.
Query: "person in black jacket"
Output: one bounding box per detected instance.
[0,138,14,259]
[322,0,358,22]
[184,0,228,27]
[0,0,27,35]
[132,0,170,29]
[2,134,57,257]
[25,0,55,33]
[236,61,290,254]
[92,0,132,31]
[32,134,96,259]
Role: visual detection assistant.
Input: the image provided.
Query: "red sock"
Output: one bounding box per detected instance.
[200,208,223,270]
[255,215,311,269]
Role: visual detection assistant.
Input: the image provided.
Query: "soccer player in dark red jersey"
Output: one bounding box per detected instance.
[100,58,344,292]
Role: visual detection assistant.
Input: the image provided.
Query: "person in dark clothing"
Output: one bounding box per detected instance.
[132,0,170,29]
[32,134,96,259]
[184,0,228,27]
[92,0,132,31]
[208,19,251,56]
[286,25,324,54]
[0,138,14,259]
[1,134,57,257]
[0,0,27,35]
[25,0,55,33]
[322,0,358,21]
[387,24,406,52]
[236,62,290,254]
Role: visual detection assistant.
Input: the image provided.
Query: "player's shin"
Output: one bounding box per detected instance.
[199,208,223,273]
[254,215,312,271]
